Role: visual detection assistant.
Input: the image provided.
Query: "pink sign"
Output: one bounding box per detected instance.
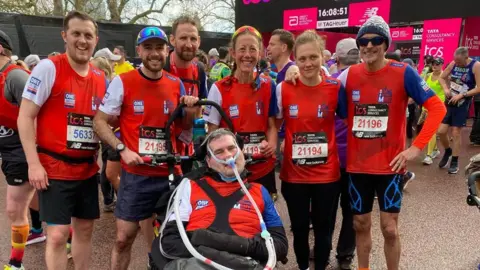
[283,8,318,31]
[390,27,414,41]
[462,17,480,57]
[348,0,391,27]
[418,18,462,72]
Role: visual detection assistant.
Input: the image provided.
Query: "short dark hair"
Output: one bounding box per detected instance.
[272,29,295,52]
[218,46,229,59]
[63,10,98,35]
[172,15,198,36]
[385,52,401,61]
[114,45,126,55]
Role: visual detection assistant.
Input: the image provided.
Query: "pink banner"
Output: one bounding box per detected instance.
[283,8,318,31]
[348,0,390,27]
[418,18,462,72]
[390,27,414,41]
[462,17,480,57]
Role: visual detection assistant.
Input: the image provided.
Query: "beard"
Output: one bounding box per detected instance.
[142,57,164,72]
[176,49,196,62]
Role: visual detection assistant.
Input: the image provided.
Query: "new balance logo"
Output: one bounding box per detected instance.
[71,142,82,149]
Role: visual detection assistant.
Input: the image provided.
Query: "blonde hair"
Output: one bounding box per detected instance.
[91,57,114,80]
[293,30,325,58]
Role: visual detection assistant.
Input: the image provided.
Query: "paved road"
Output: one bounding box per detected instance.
[1,128,480,269]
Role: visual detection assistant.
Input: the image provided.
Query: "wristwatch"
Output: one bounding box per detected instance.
[116,143,125,153]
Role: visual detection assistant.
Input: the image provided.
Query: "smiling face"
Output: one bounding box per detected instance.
[170,23,200,62]
[231,33,261,74]
[137,39,168,72]
[61,18,98,65]
[358,33,387,65]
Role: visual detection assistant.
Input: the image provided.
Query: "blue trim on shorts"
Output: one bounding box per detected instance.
[383,174,402,211]
[348,174,362,213]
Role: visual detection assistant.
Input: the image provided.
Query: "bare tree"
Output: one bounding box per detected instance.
[179,0,234,32]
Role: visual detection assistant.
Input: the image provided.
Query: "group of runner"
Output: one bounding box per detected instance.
[0,8,478,270]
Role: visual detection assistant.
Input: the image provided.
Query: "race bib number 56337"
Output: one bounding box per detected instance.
[139,126,167,156]
[292,132,328,166]
[352,104,389,139]
[66,113,99,150]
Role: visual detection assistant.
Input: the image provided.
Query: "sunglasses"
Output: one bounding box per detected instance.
[232,26,262,40]
[137,27,168,44]
[357,36,386,47]
[433,61,443,65]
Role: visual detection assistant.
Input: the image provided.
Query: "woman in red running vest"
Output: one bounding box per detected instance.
[203,26,278,196]
[276,30,348,270]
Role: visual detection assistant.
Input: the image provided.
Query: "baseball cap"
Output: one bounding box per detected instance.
[94,48,121,61]
[208,48,219,57]
[335,38,358,58]
[24,54,41,68]
[433,57,444,65]
[0,30,13,52]
[136,27,168,45]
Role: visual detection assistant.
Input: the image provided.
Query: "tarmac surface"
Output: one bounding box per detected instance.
[1,127,480,270]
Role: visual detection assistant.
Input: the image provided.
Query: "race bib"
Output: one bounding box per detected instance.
[292,132,328,166]
[237,132,265,155]
[352,104,389,139]
[450,81,468,93]
[66,113,99,150]
[139,126,167,156]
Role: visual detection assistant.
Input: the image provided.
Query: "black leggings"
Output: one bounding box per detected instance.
[253,169,277,194]
[282,180,340,270]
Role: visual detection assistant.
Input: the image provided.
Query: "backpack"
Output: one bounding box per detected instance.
[164,51,208,99]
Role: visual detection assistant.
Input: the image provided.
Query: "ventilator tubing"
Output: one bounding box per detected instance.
[159,145,276,270]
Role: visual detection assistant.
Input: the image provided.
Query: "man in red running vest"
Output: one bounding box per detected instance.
[164,15,209,174]
[17,11,106,270]
[93,26,199,270]
[337,16,446,270]
[0,30,35,270]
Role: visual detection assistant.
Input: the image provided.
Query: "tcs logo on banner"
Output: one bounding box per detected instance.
[423,29,444,57]
[243,0,270,4]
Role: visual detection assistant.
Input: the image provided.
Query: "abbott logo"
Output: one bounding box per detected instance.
[289,16,299,26]
[392,31,400,38]
[363,7,378,18]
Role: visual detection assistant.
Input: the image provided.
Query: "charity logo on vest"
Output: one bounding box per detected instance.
[195,200,209,210]
[133,100,144,115]
[64,93,75,108]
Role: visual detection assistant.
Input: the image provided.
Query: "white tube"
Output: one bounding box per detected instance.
[162,166,277,270]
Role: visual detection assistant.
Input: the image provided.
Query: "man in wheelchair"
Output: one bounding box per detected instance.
[151,128,288,269]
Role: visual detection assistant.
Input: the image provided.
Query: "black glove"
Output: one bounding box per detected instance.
[196,246,261,270]
[190,229,250,256]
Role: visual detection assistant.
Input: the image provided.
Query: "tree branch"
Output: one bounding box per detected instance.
[127,0,172,24]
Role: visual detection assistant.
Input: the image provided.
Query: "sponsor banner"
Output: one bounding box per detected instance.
[390,27,413,41]
[395,41,421,59]
[418,18,462,72]
[283,7,318,31]
[348,0,391,27]
[462,17,480,57]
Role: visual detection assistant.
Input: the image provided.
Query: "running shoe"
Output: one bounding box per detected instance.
[3,265,24,270]
[26,229,46,245]
[403,171,415,190]
[338,256,353,270]
[66,243,72,259]
[422,156,433,165]
[448,160,459,174]
[103,201,116,212]
[438,151,452,168]
[431,150,441,159]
